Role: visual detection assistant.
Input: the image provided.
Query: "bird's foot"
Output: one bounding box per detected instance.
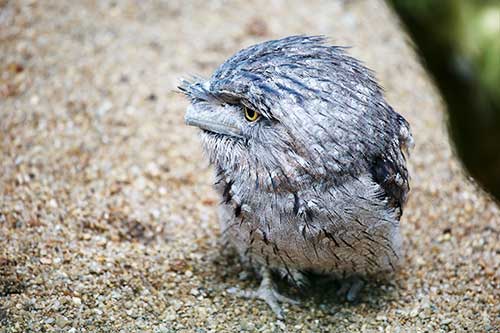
[227,268,300,319]
[336,276,364,302]
[277,267,309,289]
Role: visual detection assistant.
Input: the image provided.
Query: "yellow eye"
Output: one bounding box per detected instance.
[244,106,260,122]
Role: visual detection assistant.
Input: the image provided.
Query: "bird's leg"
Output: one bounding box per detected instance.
[277,268,309,289]
[227,267,300,319]
[336,276,364,302]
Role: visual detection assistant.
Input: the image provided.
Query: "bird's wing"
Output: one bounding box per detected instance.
[368,116,412,217]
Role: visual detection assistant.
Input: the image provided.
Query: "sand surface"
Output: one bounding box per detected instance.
[1,0,498,332]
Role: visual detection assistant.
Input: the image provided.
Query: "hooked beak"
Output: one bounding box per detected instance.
[184,104,244,139]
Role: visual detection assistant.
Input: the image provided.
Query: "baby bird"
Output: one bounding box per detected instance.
[180,36,413,318]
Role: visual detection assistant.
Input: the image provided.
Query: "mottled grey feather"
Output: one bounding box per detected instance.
[181,35,413,285]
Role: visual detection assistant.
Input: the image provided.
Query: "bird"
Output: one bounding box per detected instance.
[180,35,413,318]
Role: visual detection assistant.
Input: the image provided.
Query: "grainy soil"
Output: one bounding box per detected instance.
[0,1,498,332]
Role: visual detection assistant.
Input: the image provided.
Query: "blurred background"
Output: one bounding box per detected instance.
[389,0,500,201]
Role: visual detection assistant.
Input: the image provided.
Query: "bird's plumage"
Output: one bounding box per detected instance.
[181,35,413,310]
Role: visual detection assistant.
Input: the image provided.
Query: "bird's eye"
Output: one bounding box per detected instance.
[244,106,260,122]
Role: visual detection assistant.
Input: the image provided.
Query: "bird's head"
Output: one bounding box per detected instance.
[180,36,396,193]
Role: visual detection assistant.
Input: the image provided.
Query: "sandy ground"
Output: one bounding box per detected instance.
[1,0,498,332]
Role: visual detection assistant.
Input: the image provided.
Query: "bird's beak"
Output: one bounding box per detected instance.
[184,104,244,139]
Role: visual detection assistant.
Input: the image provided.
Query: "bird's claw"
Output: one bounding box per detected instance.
[227,269,299,319]
[336,276,364,302]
